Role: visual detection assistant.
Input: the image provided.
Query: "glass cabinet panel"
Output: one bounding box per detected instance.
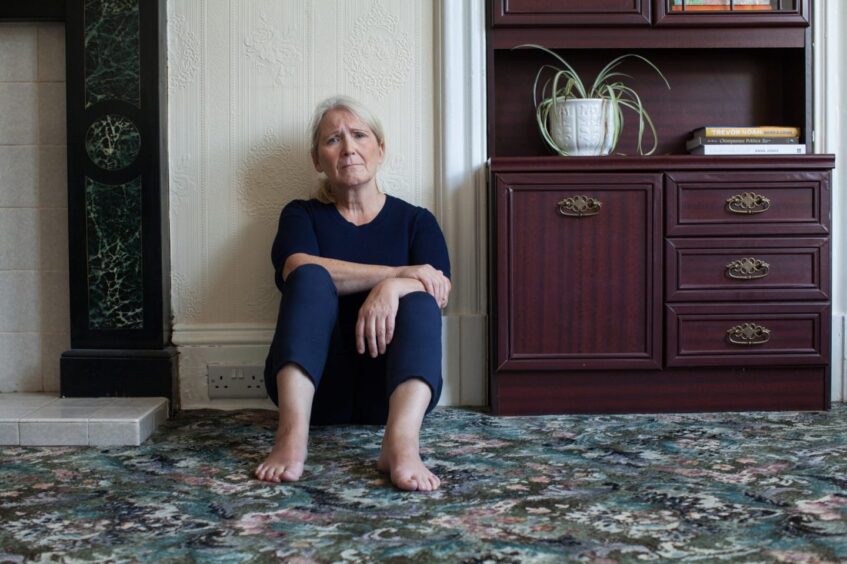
[669,0,797,12]
[657,0,808,26]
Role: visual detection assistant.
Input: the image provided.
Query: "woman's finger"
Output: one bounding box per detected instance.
[356,314,366,354]
[385,313,395,346]
[366,314,378,358]
[421,275,434,296]
[376,314,387,355]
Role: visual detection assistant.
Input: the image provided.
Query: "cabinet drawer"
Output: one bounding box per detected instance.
[665,237,829,302]
[666,303,828,367]
[666,171,830,237]
[492,0,650,26]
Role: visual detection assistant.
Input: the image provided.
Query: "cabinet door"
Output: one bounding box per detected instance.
[654,0,808,27]
[492,0,651,26]
[494,172,662,370]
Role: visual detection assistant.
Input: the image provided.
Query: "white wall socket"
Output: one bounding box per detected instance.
[208,364,267,399]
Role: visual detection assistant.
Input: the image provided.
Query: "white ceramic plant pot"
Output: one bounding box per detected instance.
[549,98,616,156]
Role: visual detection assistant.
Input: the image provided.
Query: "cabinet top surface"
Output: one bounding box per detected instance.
[489,155,835,173]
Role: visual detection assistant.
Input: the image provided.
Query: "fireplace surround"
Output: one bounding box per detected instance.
[1,0,177,407]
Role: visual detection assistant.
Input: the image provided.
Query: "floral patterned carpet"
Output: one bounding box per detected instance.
[1,406,846,563]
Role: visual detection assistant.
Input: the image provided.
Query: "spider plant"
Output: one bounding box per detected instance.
[516,44,670,156]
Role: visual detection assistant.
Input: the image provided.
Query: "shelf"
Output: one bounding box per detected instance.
[490,47,809,157]
[489,154,836,172]
[490,26,806,49]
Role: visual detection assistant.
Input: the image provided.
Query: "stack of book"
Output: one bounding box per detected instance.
[671,0,773,11]
[686,126,805,155]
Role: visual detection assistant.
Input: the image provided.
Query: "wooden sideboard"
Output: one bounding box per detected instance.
[486,0,833,413]
[490,156,832,414]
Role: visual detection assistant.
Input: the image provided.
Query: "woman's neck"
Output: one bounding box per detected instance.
[333,185,385,226]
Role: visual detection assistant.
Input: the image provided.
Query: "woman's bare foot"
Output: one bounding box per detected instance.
[255,364,316,483]
[377,431,440,491]
[255,424,309,483]
[377,379,439,491]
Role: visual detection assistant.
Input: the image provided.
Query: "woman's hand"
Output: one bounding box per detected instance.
[396,264,451,309]
[356,279,401,357]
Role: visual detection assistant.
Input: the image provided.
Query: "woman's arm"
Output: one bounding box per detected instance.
[283,252,398,295]
[283,253,450,299]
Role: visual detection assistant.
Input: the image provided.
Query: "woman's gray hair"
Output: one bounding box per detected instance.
[309,95,386,204]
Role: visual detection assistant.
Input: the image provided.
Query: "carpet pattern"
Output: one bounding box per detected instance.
[1,406,847,562]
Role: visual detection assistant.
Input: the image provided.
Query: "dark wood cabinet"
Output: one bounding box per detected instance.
[487,0,832,414]
[489,156,833,414]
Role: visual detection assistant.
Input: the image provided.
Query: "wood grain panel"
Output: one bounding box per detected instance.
[495,172,662,370]
[493,0,649,26]
[491,366,829,414]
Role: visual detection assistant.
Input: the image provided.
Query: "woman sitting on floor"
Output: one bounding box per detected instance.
[254,96,451,492]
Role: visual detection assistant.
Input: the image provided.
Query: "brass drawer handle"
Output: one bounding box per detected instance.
[726,192,771,215]
[725,257,770,280]
[726,323,771,346]
[558,195,601,217]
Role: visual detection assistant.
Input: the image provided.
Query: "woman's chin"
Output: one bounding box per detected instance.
[332,177,376,191]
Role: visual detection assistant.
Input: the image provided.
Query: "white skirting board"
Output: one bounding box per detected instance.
[175,314,841,408]
[173,314,487,410]
[837,314,846,402]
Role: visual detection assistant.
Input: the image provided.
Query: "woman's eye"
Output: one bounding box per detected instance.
[354,131,368,139]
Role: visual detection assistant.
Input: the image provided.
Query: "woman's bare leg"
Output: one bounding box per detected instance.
[377,379,440,491]
[255,364,315,482]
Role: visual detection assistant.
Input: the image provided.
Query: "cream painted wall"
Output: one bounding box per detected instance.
[166,1,443,408]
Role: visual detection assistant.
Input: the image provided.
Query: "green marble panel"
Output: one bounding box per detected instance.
[84,0,140,108]
[85,177,144,329]
[85,114,141,170]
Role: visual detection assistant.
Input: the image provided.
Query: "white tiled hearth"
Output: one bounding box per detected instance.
[0,393,168,446]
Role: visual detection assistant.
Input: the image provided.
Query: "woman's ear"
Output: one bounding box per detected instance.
[311,151,323,173]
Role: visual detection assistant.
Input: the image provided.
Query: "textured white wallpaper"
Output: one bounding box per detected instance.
[167,0,434,328]
[167,1,437,405]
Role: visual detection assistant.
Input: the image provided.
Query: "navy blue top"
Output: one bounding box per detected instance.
[271,195,451,297]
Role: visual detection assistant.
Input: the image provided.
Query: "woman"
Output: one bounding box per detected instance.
[254,96,451,492]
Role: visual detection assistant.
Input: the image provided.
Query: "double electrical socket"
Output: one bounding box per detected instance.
[207,364,267,399]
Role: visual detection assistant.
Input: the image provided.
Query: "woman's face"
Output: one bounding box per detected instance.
[312,108,384,191]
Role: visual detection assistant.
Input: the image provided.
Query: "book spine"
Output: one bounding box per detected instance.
[694,127,801,137]
[686,136,799,150]
[673,0,770,4]
[672,0,770,4]
[689,144,807,155]
[672,6,772,10]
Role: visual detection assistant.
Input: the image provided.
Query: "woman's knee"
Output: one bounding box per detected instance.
[286,263,334,289]
[397,291,440,320]
[394,291,441,344]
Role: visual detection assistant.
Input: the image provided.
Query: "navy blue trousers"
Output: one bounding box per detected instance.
[264,264,443,425]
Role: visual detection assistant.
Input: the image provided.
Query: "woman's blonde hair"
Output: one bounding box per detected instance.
[308,96,386,203]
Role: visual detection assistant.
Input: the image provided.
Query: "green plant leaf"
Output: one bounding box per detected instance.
[518,45,670,156]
